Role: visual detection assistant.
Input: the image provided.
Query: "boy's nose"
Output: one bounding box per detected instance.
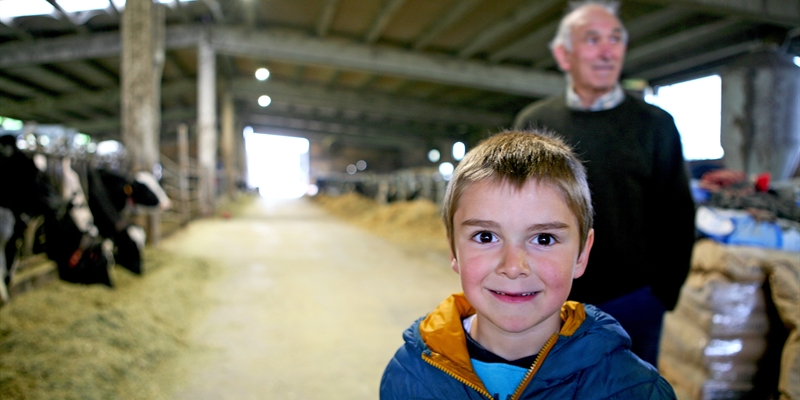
[497,245,530,279]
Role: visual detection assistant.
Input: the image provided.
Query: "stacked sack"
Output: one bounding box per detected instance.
[659,239,799,400]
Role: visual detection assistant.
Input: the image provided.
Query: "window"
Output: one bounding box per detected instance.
[645,75,723,161]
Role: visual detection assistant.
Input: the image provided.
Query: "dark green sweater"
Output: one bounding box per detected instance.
[515,94,695,310]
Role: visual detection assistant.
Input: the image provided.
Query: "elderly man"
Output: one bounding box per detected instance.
[514,1,695,367]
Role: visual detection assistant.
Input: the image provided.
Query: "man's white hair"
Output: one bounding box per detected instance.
[549,1,628,52]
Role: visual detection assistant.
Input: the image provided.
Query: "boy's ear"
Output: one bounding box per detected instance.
[450,252,460,274]
[573,229,594,279]
[552,45,572,72]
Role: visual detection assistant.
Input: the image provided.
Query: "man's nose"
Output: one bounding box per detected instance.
[497,244,530,279]
[599,40,617,59]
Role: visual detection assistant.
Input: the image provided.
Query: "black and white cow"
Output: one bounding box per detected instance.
[44,157,115,286]
[86,168,171,275]
[0,206,14,304]
[1,135,114,288]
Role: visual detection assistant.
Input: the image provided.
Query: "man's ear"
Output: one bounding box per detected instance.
[573,228,594,279]
[552,45,572,72]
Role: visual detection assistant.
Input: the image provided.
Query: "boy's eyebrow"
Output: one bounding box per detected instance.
[460,219,570,231]
[526,222,570,232]
[460,219,500,229]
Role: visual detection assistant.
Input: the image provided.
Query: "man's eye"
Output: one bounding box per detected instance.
[473,231,496,243]
[534,234,556,246]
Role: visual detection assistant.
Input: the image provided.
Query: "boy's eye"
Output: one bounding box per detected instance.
[533,234,556,246]
[472,231,497,243]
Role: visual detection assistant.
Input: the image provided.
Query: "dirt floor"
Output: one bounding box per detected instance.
[1,194,461,399]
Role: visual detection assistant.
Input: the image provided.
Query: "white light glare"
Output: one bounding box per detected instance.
[96,140,122,155]
[356,160,367,170]
[243,126,254,135]
[245,133,310,199]
[453,142,466,161]
[255,68,270,81]
[346,164,357,175]
[428,149,440,162]
[0,0,54,20]
[258,95,272,107]
[439,162,454,181]
[0,0,197,20]
[58,0,109,13]
[794,56,800,68]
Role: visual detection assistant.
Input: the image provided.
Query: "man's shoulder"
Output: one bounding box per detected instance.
[514,95,568,129]
[621,94,676,123]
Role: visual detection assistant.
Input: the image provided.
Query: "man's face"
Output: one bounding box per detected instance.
[450,179,593,342]
[554,6,626,99]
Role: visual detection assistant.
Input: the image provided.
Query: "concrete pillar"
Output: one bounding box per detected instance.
[237,123,248,188]
[221,90,236,198]
[149,4,165,245]
[197,36,217,215]
[177,123,190,224]
[121,0,154,173]
[121,0,166,244]
[721,50,800,180]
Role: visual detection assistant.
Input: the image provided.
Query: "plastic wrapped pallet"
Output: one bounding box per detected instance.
[676,273,769,338]
[660,240,799,400]
[764,256,800,400]
[660,277,770,399]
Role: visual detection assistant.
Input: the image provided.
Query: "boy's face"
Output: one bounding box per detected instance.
[450,179,593,340]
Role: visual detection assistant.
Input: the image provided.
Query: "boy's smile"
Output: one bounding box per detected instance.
[450,178,593,359]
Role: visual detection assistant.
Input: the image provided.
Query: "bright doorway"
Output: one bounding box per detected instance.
[244,129,310,199]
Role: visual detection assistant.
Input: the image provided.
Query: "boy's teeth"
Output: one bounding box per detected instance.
[493,290,535,297]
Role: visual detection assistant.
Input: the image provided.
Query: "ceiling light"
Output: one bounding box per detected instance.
[452,142,465,161]
[427,149,440,162]
[255,68,270,81]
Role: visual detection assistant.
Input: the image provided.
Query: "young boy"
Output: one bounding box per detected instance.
[380,130,676,400]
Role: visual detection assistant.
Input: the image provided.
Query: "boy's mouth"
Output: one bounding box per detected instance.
[489,289,539,302]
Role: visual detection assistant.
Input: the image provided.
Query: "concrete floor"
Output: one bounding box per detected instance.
[160,196,461,399]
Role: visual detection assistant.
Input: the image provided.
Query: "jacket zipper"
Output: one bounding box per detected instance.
[423,354,495,399]
[422,332,560,400]
[509,333,559,400]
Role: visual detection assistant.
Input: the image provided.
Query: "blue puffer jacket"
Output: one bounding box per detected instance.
[380,294,676,400]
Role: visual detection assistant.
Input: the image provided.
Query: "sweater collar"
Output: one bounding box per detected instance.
[565,80,625,111]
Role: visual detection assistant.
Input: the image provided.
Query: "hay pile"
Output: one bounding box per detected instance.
[0,249,218,400]
[313,193,449,253]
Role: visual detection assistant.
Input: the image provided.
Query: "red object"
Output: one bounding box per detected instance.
[755,172,771,192]
[68,249,83,267]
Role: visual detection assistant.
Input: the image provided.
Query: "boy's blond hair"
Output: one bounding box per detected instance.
[442,130,593,255]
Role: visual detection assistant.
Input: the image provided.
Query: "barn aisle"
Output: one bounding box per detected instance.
[161,195,460,400]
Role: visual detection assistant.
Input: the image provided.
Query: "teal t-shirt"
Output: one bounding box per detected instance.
[463,315,537,400]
